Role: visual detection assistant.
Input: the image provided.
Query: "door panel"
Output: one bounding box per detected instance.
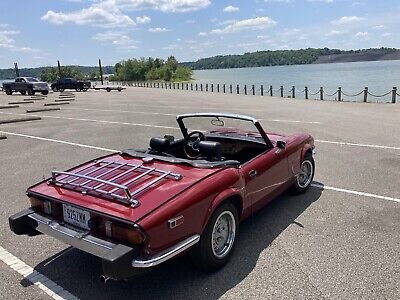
[240,147,289,212]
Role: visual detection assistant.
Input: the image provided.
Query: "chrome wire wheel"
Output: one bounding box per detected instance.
[211,211,236,259]
[297,160,313,188]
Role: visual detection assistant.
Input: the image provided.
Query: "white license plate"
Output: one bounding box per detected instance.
[62,204,90,230]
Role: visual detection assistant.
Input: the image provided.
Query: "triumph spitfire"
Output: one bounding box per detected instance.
[9,113,315,281]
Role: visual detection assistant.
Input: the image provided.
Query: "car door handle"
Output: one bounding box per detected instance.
[248,170,258,178]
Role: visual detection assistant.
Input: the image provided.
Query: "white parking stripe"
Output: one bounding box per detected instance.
[271,119,321,124]
[311,183,400,204]
[0,246,79,300]
[315,139,400,151]
[63,107,176,117]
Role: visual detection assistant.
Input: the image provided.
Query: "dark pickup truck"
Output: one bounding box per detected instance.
[51,78,91,92]
[2,77,49,95]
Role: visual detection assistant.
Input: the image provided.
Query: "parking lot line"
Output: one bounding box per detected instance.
[314,139,400,151]
[1,129,398,205]
[0,246,79,300]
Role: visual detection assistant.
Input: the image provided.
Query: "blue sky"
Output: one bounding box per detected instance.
[0,0,399,68]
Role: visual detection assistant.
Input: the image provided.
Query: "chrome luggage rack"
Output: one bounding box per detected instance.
[50,159,183,208]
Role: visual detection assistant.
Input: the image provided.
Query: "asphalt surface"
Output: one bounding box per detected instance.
[0,87,399,299]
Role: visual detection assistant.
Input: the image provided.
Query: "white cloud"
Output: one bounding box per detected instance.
[264,0,291,3]
[17,47,40,53]
[198,31,207,36]
[373,25,385,30]
[355,31,369,39]
[326,29,345,36]
[136,15,151,24]
[0,30,19,48]
[210,17,277,34]
[223,5,239,13]
[382,32,392,37]
[93,31,139,49]
[148,27,169,32]
[331,16,364,25]
[307,0,334,2]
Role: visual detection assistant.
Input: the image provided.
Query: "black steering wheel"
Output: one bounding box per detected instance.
[184,131,206,159]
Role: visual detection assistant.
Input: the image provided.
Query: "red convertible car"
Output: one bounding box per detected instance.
[9,113,315,281]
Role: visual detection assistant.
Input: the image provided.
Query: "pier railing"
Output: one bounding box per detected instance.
[109,81,399,103]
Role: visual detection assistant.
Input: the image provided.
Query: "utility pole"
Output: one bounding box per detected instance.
[98,58,104,85]
[14,62,19,77]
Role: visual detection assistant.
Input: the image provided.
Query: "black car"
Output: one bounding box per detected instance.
[2,77,49,95]
[51,78,91,92]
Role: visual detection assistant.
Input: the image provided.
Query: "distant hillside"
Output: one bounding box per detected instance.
[0,65,113,80]
[183,48,400,70]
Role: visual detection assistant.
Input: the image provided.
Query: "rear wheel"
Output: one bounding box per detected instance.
[27,88,35,95]
[41,90,49,95]
[5,89,13,95]
[20,91,26,95]
[106,87,111,92]
[289,154,315,194]
[76,87,81,92]
[191,202,238,271]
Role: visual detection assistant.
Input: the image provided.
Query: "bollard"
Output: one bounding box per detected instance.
[392,87,397,103]
[191,83,193,90]
[280,86,284,98]
[338,87,342,102]
[260,85,264,96]
[363,87,368,103]
[230,84,232,93]
[211,84,213,93]
[252,85,255,96]
[217,84,220,93]
[244,85,247,95]
[270,85,273,96]
[305,87,309,99]
[186,83,189,90]
[169,83,172,89]
[292,86,295,99]
[200,84,203,91]
[223,84,226,93]
[206,84,208,92]
[320,87,324,100]
[236,85,240,94]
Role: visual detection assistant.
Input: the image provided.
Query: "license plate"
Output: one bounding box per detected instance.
[62,204,90,230]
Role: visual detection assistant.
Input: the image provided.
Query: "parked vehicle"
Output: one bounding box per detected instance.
[51,78,91,92]
[2,77,49,95]
[9,113,315,281]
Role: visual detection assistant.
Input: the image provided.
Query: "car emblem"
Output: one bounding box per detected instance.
[168,216,184,229]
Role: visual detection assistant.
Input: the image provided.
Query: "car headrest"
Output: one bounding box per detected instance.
[150,137,170,152]
[198,141,222,159]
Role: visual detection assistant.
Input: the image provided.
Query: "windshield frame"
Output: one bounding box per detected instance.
[176,112,274,149]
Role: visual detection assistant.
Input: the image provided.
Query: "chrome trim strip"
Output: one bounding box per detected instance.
[132,235,200,268]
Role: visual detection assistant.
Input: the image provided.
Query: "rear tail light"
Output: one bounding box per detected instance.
[104,221,147,245]
[30,197,52,214]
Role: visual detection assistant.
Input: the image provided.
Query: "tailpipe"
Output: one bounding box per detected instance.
[100,275,111,284]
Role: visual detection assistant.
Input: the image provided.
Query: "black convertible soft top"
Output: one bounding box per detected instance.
[121,149,240,169]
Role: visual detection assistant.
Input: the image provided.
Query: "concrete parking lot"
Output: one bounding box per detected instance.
[0,87,399,299]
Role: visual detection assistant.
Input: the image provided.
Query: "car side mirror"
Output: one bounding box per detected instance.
[276,141,286,149]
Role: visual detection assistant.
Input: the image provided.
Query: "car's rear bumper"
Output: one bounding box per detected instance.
[9,209,200,280]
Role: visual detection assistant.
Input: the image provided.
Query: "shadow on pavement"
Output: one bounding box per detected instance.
[28,184,323,300]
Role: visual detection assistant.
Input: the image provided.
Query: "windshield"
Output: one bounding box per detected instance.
[25,77,39,82]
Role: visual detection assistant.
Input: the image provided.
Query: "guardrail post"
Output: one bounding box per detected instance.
[363,87,368,103]
[211,84,213,92]
[217,84,220,93]
[260,85,264,96]
[392,87,397,103]
[252,85,255,95]
[230,84,232,93]
[338,87,342,101]
[305,87,308,99]
[292,86,295,99]
[236,84,240,94]
[280,86,284,98]
[205,84,208,92]
[320,87,324,100]
[244,85,247,95]
[270,85,273,96]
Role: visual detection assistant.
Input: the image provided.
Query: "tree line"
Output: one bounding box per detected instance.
[183,48,399,70]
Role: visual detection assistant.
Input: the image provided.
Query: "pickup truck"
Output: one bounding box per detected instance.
[2,77,49,95]
[51,78,91,92]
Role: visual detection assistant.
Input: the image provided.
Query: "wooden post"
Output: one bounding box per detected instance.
[260,85,264,96]
[205,84,208,92]
[211,84,213,92]
[392,87,397,103]
[244,85,247,95]
[230,84,232,93]
[217,84,220,93]
[186,83,189,90]
[195,83,198,91]
[320,87,324,100]
[305,87,309,99]
[270,85,273,96]
[338,87,342,102]
[57,60,62,78]
[223,84,226,93]
[292,86,295,99]
[363,87,368,103]
[98,58,104,85]
[252,85,255,95]
[169,83,172,89]
[280,86,284,98]
[200,84,203,91]
[236,84,239,94]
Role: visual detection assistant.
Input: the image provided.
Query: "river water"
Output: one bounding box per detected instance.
[193,60,400,102]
